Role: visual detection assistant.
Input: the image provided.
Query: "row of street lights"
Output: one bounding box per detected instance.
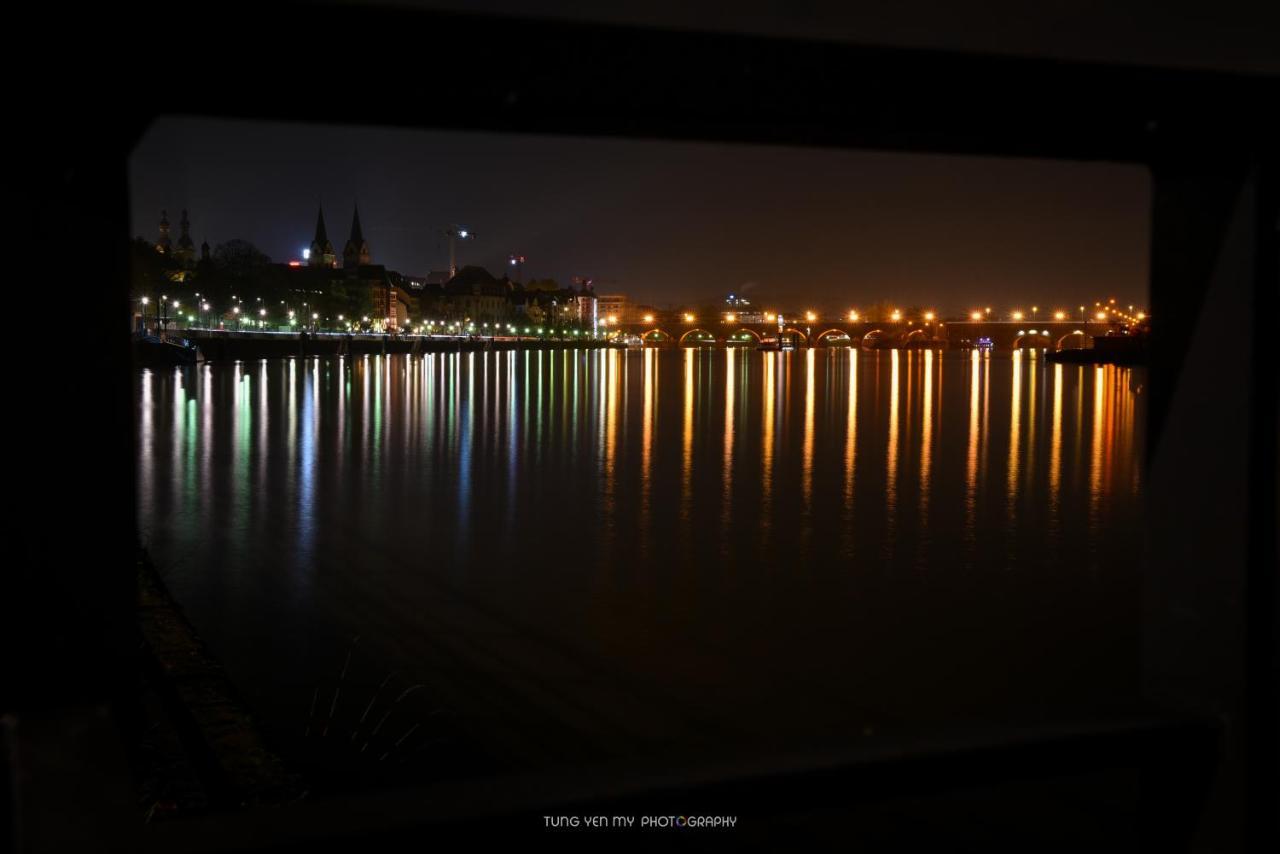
[651,306,1147,324]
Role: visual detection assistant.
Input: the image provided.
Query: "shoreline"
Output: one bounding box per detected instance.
[136,550,305,811]
[180,330,616,362]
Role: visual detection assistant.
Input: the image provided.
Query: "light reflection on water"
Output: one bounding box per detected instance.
[137,349,1145,771]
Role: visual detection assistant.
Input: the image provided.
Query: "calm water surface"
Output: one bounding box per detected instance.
[137,348,1145,776]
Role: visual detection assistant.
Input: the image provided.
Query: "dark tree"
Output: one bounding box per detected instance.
[129,236,182,302]
[212,239,272,277]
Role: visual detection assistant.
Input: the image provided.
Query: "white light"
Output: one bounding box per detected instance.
[302,248,311,260]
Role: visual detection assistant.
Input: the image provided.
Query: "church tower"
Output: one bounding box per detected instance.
[309,206,336,267]
[155,210,172,255]
[173,209,196,268]
[343,204,371,269]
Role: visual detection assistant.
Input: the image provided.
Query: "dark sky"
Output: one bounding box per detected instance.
[130,115,1149,313]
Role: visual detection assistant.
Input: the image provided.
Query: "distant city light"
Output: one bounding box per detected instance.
[1011,311,1024,321]
[848,310,859,321]
[302,248,311,260]
[890,310,902,321]
[924,311,935,322]
[805,311,816,322]
[970,311,982,321]
[642,314,654,323]
[1054,310,1066,320]
[683,313,695,323]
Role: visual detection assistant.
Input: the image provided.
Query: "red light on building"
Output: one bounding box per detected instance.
[288,260,302,267]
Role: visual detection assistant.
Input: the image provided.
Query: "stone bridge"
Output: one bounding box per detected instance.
[613,319,1119,349]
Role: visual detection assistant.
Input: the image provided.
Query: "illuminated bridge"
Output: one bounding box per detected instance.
[612,319,1124,349]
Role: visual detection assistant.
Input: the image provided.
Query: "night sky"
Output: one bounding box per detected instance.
[130,115,1149,313]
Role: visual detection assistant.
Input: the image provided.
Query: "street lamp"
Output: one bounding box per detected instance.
[890,310,902,322]
[970,310,982,321]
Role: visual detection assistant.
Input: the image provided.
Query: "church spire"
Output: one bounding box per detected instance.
[343,203,371,268]
[314,206,329,245]
[155,210,172,255]
[349,204,364,245]
[173,209,196,268]
[309,205,336,267]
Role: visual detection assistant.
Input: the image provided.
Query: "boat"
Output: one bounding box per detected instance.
[133,333,201,367]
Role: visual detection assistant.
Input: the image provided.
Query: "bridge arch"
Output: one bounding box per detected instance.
[641,328,672,344]
[1055,330,1089,350]
[816,328,853,346]
[730,327,762,344]
[1013,331,1052,348]
[903,328,941,345]
[860,328,890,348]
[679,328,716,347]
[781,327,809,345]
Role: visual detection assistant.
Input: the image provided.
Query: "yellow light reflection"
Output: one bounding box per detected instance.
[1090,366,1106,521]
[762,353,775,536]
[920,348,933,522]
[682,348,694,519]
[1008,349,1022,505]
[965,348,981,536]
[723,348,735,530]
[802,347,815,515]
[845,348,857,510]
[887,349,900,521]
[1050,363,1063,506]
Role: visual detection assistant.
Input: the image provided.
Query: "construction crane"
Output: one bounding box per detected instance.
[442,225,475,278]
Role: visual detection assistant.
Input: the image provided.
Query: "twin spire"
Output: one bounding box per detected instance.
[309,204,369,269]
